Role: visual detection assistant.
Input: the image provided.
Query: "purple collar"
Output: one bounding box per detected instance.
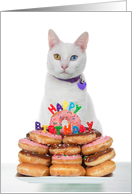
[54,75,81,83]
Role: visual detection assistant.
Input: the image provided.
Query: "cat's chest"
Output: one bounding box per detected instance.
[45,75,86,99]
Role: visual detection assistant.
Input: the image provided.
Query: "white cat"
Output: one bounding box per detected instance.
[38,29,102,133]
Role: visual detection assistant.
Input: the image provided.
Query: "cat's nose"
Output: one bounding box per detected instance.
[61,65,68,70]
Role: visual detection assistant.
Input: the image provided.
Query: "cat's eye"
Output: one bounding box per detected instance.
[70,55,78,61]
[54,54,61,60]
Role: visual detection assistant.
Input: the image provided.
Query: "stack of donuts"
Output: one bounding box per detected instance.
[17,110,116,177]
[81,134,116,176]
[50,128,102,176]
[17,135,50,177]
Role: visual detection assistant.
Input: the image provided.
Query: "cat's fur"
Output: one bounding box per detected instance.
[38,29,102,133]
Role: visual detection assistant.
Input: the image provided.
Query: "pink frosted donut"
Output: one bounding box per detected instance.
[82,136,113,155]
[52,154,82,165]
[29,130,62,145]
[18,138,49,154]
[50,110,81,135]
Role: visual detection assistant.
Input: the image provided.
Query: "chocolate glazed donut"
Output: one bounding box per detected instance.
[84,148,116,166]
[18,149,51,166]
[49,144,81,155]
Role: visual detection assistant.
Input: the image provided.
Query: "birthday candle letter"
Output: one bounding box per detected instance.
[48,104,57,114]
[55,126,62,135]
[35,121,41,130]
[63,101,68,110]
[48,125,56,134]
[56,103,63,112]
[69,102,75,111]
[73,126,79,134]
[87,121,93,131]
[42,125,48,132]
[64,124,71,135]
[74,104,82,113]
[79,125,86,133]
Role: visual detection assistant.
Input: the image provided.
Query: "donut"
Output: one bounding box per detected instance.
[63,131,96,145]
[52,154,82,165]
[18,150,51,166]
[26,132,30,138]
[82,136,113,155]
[50,110,81,135]
[17,163,49,177]
[50,164,85,176]
[49,144,81,155]
[29,130,62,145]
[84,148,116,166]
[85,128,102,138]
[18,138,48,154]
[86,160,116,177]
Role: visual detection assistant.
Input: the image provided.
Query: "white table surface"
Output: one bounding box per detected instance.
[1,162,131,192]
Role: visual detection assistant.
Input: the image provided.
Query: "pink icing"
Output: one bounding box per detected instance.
[82,136,111,148]
[31,130,62,140]
[52,154,82,160]
[19,138,48,149]
[50,110,81,135]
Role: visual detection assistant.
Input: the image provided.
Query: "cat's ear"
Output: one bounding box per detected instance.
[48,29,61,50]
[74,32,89,52]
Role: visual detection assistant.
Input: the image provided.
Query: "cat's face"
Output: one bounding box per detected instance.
[47,29,89,79]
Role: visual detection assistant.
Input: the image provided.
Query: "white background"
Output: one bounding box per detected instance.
[1,12,131,163]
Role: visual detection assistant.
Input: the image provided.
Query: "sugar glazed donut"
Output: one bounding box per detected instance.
[82,136,113,155]
[18,138,49,154]
[50,110,81,135]
[29,130,62,145]
[84,148,116,166]
[52,154,82,165]
[63,131,96,145]
[18,150,51,166]
[50,164,85,176]
[49,144,81,155]
[17,163,50,177]
[86,160,116,177]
